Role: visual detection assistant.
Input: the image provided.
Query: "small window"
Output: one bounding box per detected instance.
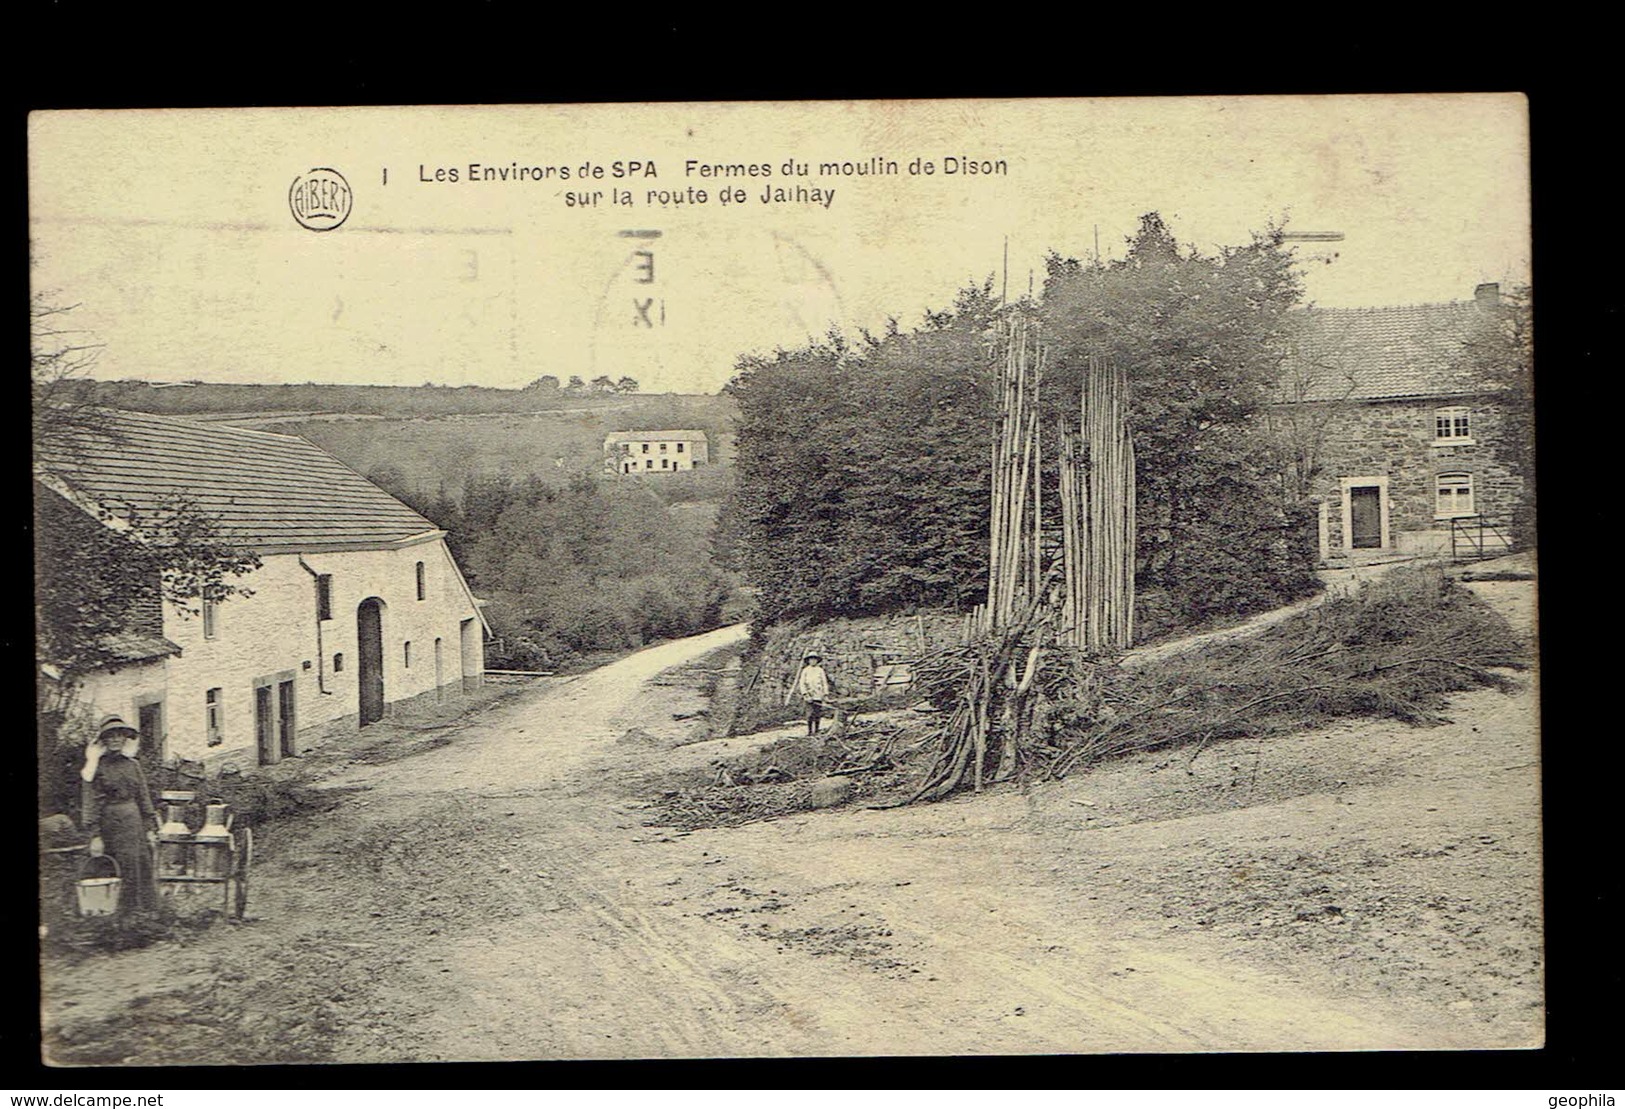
[1436,472,1475,518]
[205,688,224,747]
[1434,406,1472,441]
[676,442,685,453]
[415,561,426,601]
[404,641,412,668]
[660,442,668,452]
[333,653,345,673]
[641,443,650,454]
[645,459,653,469]
[202,598,218,639]
[316,574,333,621]
[660,458,669,469]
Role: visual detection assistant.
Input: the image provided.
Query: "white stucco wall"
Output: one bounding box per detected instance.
[71,660,170,750]
[609,437,710,473]
[152,538,483,766]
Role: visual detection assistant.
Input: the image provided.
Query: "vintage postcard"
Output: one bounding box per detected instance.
[30,96,1536,1063]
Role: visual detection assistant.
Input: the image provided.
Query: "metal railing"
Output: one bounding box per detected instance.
[1449,515,1514,561]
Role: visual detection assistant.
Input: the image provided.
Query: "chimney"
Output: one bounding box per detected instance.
[1474,282,1500,308]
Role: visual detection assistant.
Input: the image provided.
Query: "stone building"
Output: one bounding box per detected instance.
[1274,284,1525,562]
[35,410,489,771]
[604,430,710,474]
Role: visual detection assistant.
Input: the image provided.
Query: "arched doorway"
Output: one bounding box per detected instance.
[357,598,386,725]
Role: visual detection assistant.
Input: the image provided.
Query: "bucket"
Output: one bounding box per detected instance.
[76,855,122,917]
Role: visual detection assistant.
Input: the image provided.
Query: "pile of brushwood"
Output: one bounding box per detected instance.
[904,582,1084,801]
[907,566,1526,798]
[647,720,923,830]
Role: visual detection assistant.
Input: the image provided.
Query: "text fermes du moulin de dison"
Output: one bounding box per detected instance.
[405,156,1009,209]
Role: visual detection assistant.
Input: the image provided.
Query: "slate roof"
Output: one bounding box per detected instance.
[1278,300,1490,403]
[38,410,438,552]
[97,632,183,665]
[604,429,708,443]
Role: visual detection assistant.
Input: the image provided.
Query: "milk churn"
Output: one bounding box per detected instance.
[191,803,234,880]
[157,790,196,877]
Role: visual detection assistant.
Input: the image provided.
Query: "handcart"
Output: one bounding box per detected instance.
[155,793,253,920]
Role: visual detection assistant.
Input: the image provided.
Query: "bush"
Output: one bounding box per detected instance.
[1052,567,1527,776]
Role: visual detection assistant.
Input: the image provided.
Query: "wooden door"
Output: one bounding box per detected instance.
[1349,487,1382,549]
[277,680,297,757]
[255,685,276,765]
[357,599,385,725]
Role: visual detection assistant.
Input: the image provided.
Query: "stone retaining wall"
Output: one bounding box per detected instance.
[731,611,963,734]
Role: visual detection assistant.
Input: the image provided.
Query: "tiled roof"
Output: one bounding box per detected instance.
[1278,301,1490,402]
[39,410,438,552]
[605,429,708,443]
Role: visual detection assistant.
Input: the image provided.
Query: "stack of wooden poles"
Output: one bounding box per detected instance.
[921,320,1137,802]
[962,316,1047,641]
[1058,353,1136,651]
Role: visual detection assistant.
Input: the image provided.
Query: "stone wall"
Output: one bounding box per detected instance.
[1311,396,1526,556]
[731,611,964,735]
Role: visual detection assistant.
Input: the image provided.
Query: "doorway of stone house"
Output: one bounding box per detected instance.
[1349,485,1384,549]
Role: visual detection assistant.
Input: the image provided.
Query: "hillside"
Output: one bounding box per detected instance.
[251,395,737,497]
[86,380,641,419]
[81,382,737,495]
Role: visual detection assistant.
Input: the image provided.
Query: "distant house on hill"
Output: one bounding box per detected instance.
[604,429,710,474]
[1273,283,1525,562]
[35,410,489,770]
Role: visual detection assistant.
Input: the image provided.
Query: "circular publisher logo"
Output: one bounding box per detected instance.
[289,168,353,232]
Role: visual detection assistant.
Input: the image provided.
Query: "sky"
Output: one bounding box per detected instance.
[28,96,1530,395]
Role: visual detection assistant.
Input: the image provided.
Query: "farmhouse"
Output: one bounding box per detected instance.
[36,410,489,771]
[604,429,709,474]
[1275,283,1525,561]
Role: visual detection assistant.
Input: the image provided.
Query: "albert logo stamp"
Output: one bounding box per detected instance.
[289,167,353,231]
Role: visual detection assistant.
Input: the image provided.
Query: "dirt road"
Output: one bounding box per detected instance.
[41,594,1542,1064]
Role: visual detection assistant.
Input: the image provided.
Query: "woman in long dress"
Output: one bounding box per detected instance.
[81,716,160,917]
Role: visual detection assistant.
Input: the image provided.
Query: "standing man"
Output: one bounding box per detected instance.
[787,651,835,736]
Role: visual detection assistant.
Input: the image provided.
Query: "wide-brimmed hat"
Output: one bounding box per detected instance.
[802,651,823,662]
[97,715,139,741]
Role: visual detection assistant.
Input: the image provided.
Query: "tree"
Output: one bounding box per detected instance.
[615,376,640,394]
[722,283,1000,626]
[724,215,1320,635]
[1040,214,1318,625]
[31,297,107,463]
[438,471,734,666]
[1262,311,1362,503]
[1456,284,1534,545]
[34,487,261,673]
[589,375,616,394]
[32,300,261,675]
[523,374,561,393]
[565,375,586,393]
